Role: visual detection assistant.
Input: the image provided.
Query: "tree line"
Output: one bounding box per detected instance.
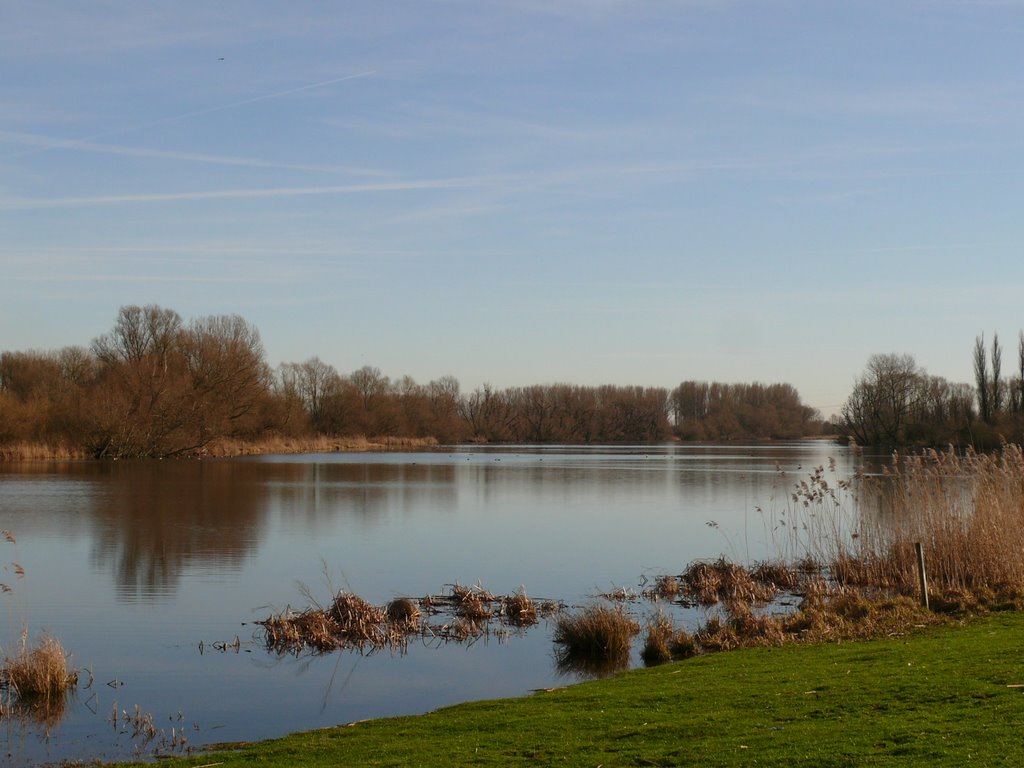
[0,305,825,458]
[841,332,1024,447]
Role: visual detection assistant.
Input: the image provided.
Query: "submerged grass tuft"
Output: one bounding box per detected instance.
[1,633,77,725]
[553,604,639,671]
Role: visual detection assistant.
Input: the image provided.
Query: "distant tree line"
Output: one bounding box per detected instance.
[841,332,1024,447]
[670,381,818,440]
[0,305,825,458]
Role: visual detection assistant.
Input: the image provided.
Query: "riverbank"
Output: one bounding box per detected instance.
[0,435,440,461]
[0,435,843,462]
[111,610,1024,767]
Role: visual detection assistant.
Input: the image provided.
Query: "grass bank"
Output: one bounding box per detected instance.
[113,611,1024,767]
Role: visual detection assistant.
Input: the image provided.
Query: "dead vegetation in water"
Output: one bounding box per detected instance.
[0,632,78,726]
[641,611,696,666]
[553,605,640,676]
[110,703,194,755]
[257,582,561,656]
[270,446,1024,667]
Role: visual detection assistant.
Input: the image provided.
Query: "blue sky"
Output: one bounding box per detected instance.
[3,1,1024,416]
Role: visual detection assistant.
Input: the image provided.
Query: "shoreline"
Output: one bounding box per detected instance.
[0,435,442,462]
[0,434,841,462]
[103,611,1024,767]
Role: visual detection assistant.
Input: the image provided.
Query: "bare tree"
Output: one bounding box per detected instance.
[974,334,990,424]
[991,333,1004,419]
[843,354,922,445]
[1018,332,1024,414]
[279,357,342,428]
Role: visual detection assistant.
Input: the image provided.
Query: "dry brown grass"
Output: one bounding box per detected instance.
[1,633,77,724]
[750,560,799,591]
[641,574,681,602]
[640,611,697,666]
[779,446,1024,601]
[501,589,539,627]
[553,605,640,667]
[259,583,557,655]
[640,612,674,665]
[201,435,439,457]
[449,583,494,621]
[259,591,401,655]
[0,442,88,461]
[681,558,777,606]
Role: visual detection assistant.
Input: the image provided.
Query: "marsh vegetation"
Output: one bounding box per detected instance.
[257,583,560,657]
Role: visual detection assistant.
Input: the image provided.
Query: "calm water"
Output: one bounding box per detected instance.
[0,441,859,764]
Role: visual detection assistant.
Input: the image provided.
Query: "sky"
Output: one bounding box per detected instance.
[3,2,1024,417]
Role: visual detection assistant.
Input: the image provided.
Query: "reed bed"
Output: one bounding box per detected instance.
[202,434,439,458]
[258,583,558,656]
[679,558,779,606]
[0,442,88,461]
[623,448,1024,659]
[786,445,1024,603]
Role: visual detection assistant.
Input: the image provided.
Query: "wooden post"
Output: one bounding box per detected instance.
[915,542,929,610]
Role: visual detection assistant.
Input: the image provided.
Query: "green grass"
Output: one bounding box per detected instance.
[110,611,1024,767]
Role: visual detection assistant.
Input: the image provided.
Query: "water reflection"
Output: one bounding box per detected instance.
[85,461,269,600]
[264,461,457,526]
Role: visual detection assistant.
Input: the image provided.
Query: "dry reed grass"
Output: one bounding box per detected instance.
[259,583,556,655]
[1,633,77,725]
[681,558,777,606]
[202,435,439,458]
[780,446,1024,602]
[552,605,640,667]
[750,560,799,591]
[640,611,697,666]
[0,442,88,461]
[449,583,494,621]
[501,589,539,627]
[641,575,681,602]
[640,612,674,665]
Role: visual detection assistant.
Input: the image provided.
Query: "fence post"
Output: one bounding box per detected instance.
[915,542,929,610]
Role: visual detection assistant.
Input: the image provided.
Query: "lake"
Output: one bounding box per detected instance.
[0,441,860,764]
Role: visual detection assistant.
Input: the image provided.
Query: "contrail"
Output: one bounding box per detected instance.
[9,70,376,159]
[1,129,387,176]
[0,175,495,210]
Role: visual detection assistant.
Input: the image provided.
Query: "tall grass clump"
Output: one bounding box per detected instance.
[641,611,696,666]
[0,531,77,728]
[1,633,77,709]
[553,605,639,672]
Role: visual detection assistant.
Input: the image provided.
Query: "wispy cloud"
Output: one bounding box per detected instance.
[0,176,499,210]
[0,158,808,211]
[10,71,377,159]
[715,76,1024,123]
[0,130,389,177]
